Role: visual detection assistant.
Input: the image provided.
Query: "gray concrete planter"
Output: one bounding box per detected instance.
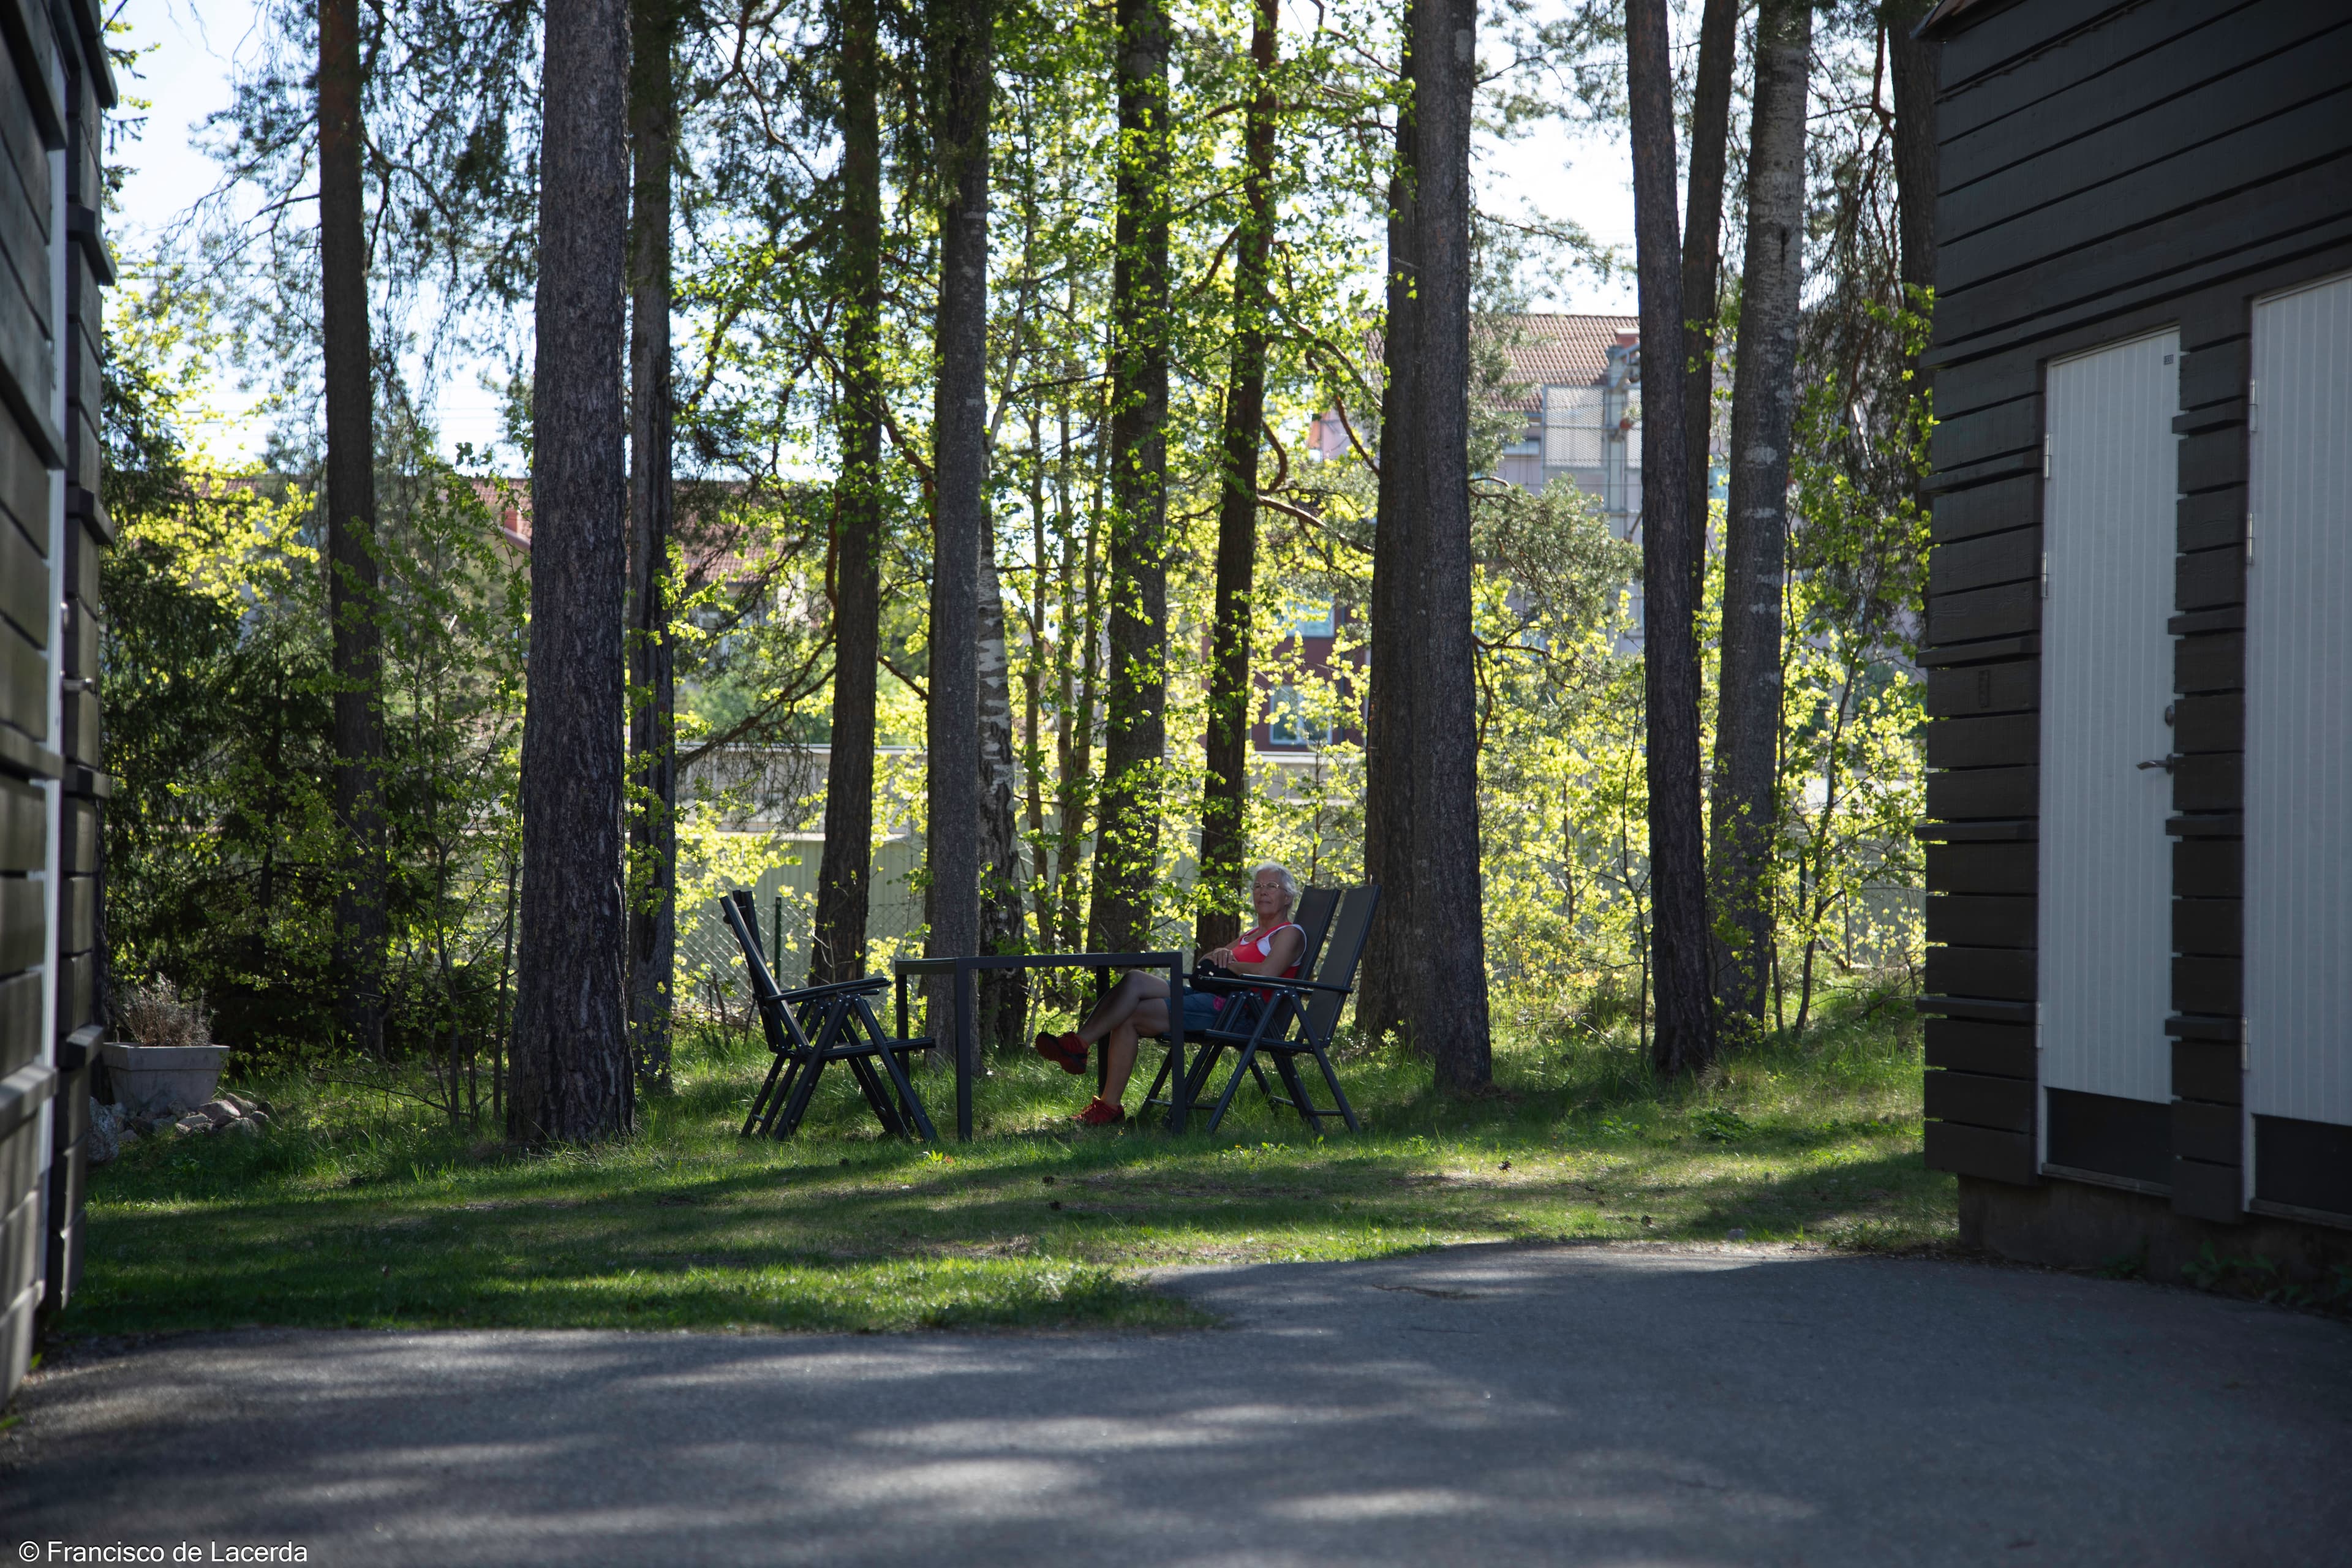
[100,1042,230,1120]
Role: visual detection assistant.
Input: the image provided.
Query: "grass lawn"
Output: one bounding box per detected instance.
[72,981,1952,1336]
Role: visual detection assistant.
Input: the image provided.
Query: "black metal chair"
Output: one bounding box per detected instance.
[718,891,938,1142]
[1143,884,1378,1134]
[1107,884,1340,1108]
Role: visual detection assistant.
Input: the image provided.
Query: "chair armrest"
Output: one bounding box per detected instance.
[777,974,892,1003]
[1215,975,1355,997]
[1186,974,1257,995]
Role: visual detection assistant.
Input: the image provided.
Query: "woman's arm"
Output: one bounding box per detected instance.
[1229,925,1303,977]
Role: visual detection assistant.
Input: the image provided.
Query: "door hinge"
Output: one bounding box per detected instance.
[2247,379,2258,435]
[2041,433,2052,478]
[2239,1017,2249,1071]
[2039,549,2049,599]
[2245,513,2255,565]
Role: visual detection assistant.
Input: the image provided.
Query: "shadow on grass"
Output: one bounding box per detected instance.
[76,982,1948,1335]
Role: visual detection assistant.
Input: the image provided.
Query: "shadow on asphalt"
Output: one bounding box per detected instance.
[7,1244,2348,1567]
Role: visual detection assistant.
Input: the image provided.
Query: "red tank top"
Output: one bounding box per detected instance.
[1230,922,1303,997]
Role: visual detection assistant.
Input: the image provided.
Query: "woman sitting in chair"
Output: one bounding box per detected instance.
[1036,862,1307,1126]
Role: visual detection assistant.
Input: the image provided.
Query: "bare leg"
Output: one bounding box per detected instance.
[1099,998,1168,1103]
[1074,971,1168,1047]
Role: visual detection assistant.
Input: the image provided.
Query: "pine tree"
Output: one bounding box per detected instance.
[1404,0,1492,1091]
[1625,0,1717,1077]
[1196,0,1282,954]
[1711,0,1813,1033]
[511,0,633,1143]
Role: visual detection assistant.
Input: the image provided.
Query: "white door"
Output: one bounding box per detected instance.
[2246,271,2352,1140]
[2039,331,2179,1118]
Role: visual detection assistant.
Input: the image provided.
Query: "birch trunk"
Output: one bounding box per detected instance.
[977,505,1027,1047]
[1355,2,1416,1042]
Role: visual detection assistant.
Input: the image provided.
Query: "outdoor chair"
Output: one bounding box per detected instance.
[1141,883,1378,1135]
[1098,884,1340,1107]
[718,891,938,1142]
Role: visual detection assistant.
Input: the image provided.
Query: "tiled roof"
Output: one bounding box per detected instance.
[1482,313,1640,411]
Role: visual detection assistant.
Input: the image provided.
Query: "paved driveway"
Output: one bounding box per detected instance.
[6,1244,2347,1566]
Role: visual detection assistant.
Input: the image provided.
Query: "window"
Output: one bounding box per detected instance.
[1265,685,1332,748]
[1542,384,1606,466]
[1278,598,1335,639]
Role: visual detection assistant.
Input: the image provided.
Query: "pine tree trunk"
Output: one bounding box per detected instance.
[926,0,990,1022]
[1405,0,1491,1091]
[1678,0,1738,545]
[1088,0,1170,957]
[1625,0,1717,1079]
[626,0,678,1088]
[814,0,884,986]
[1196,0,1280,955]
[320,0,385,1058]
[1886,0,1939,309]
[512,0,633,1144]
[1355,3,1417,1042]
[1710,0,1811,1036]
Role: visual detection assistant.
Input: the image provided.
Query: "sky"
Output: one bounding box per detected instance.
[113,0,1638,467]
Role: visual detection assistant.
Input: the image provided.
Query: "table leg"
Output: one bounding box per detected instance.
[957,960,975,1143]
[1092,967,1109,1096]
[1167,961,1186,1134]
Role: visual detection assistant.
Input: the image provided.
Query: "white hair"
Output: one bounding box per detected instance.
[1251,862,1299,907]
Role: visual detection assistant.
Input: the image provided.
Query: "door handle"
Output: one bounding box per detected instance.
[2136,755,2181,773]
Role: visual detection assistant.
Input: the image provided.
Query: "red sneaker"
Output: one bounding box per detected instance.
[1034,1031,1088,1074]
[1074,1096,1126,1126]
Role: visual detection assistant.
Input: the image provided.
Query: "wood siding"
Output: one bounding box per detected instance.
[1920,0,2352,1224]
[0,0,110,1405]
[47,0,111,1330]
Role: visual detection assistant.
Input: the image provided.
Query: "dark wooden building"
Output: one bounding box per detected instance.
[1,0,114,1401]
[1918,0,2352,1276]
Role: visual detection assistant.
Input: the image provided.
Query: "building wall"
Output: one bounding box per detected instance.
[1920,0,2352,1236]
[0,0,112,1403]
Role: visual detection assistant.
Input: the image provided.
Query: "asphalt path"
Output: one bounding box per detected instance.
[5,1243,2348,1567]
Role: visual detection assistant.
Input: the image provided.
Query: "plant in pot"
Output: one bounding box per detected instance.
[100,978,230,1122]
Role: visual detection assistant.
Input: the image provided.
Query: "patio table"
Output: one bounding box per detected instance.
[892,951,1188,1140]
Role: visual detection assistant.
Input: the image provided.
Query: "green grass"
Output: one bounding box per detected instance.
[74,980,1953,1336]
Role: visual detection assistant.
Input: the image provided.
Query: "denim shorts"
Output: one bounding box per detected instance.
[1181,990,1257,1031]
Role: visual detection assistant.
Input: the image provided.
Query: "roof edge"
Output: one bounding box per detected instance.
[1917,0,2021,40]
